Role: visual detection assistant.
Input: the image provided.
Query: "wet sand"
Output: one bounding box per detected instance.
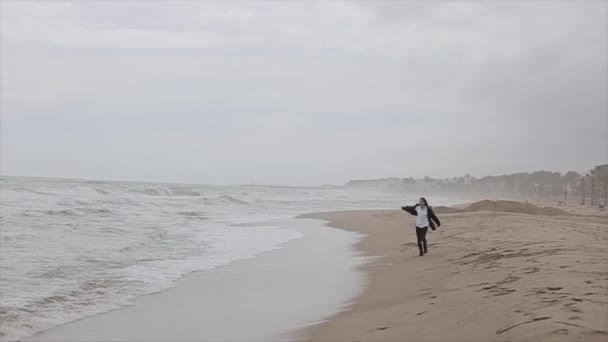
[24,218,367,342]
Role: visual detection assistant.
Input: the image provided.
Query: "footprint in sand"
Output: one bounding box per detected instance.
[494,288,516,296]
[523,266,540,274]
[496,317,551,335]
[417,311,428,316]
[467,282,490,288]
[542,299,560,304]
[554,329,569,335]
[563,303,583,313]
[547,286,563,291]
[375,326,389,331]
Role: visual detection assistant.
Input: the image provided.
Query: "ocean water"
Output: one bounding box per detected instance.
[0,176,457,342]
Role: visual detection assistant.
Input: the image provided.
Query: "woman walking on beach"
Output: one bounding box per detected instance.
[402,198,441,256]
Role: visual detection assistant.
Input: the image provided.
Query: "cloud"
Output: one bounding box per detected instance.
[1,1,606,185]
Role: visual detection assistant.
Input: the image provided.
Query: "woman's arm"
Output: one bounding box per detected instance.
[401,204,419,216]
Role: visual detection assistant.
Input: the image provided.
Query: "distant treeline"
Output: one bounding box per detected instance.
[345,164,608,206]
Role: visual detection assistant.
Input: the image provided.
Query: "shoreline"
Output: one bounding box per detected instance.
[300,207,608,342]
[22,218,368,342]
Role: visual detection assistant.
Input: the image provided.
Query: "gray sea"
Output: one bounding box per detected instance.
[0,176,458,341]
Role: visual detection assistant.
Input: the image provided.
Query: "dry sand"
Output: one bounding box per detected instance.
[300,201,608,342]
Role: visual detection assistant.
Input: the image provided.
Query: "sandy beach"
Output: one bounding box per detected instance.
[301,202,608,342]
[13,201,608,342]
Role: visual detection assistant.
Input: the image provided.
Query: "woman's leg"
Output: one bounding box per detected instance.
[416,228,424,256]
[421,227,428,253]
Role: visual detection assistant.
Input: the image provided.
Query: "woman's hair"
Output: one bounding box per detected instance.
[420,197,429,206]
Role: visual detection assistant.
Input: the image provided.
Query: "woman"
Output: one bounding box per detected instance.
[402,197,441,256]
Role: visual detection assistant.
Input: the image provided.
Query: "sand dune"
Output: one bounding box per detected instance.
[464,200,571,216]
[417,200,571,216]
[300,202,608,342]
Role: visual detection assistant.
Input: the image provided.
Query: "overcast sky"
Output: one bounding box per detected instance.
[1,1,607,186]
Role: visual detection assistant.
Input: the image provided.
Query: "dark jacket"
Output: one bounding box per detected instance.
[401,204,441,230]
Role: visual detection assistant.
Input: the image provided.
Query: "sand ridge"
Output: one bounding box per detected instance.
[464,200,571,216]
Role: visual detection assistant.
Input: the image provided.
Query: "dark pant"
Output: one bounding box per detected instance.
[416,226,428,254]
